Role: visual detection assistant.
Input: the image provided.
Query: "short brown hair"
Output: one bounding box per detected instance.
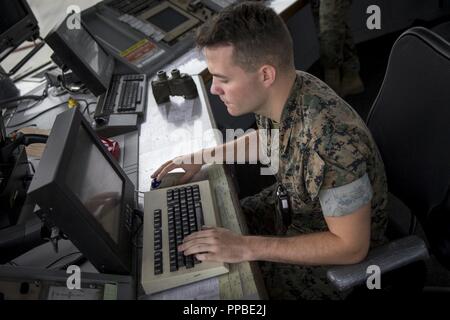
[196,1,294,72]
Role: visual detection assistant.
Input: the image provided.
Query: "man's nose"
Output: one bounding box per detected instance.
[210,81,224,96]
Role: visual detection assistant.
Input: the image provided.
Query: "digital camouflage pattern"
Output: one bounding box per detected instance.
[312,0,360,72]
[240,70,388,299]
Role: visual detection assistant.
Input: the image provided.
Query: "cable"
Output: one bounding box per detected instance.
[13,99,44,114]
[0,95,44,108]
[51,88,70,97]
[82,101,97,121]
[6,101,67,128]
[68,98,93,120]
[6,97,91,128]
[0,80,50,110]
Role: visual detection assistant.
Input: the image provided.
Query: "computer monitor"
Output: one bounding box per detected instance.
[45,13,115,96]
[0,0,40,102]
[27,108,135,274]
[0,0,39,58]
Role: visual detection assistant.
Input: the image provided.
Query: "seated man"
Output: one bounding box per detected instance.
[152,1,388,299]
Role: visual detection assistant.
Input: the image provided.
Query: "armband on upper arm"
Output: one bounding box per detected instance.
[319,173,373,217]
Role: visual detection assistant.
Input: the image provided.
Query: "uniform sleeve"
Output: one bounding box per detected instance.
[303,116,373,216]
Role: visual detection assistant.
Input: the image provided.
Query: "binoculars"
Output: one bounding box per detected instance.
[151,69,198,104]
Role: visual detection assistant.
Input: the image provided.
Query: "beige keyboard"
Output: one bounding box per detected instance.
[141,180,228,295]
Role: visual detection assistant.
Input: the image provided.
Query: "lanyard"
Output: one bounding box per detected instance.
[276,183,292,227]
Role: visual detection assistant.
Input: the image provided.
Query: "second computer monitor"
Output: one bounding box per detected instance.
[27,108,135,274]
[45,13,115,96]
[0,0,40,55]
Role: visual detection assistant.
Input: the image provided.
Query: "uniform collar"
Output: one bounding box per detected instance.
[278,72,303,131]
[275,73,303,159]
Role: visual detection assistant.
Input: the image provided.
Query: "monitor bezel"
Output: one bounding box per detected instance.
[44,13,115,96]
[0,0,40,57]
[27,108,135,274]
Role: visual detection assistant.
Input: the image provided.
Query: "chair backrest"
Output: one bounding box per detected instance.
[432,21,450,43]
[366,27,450,268]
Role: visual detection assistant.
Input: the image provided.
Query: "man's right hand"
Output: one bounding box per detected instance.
[151,153,203,185]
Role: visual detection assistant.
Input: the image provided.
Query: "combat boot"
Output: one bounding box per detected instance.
[324,68,341,95]
[341,70,365,97]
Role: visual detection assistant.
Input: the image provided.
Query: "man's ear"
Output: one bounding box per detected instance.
[259,65,276,88]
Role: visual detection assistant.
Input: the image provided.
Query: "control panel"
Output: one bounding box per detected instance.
[80,0,221,76]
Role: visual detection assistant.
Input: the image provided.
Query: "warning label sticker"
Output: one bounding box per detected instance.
[120,39,164,67]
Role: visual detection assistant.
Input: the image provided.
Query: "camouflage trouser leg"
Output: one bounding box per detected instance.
[313,0,360,73]
[240,183,349,300]
[258,261,349,300]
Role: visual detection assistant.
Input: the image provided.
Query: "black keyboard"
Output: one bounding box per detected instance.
[106,0,158,16]
[95,74,147,118]
[153,185,204,275]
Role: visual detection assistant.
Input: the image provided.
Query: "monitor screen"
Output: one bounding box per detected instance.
[146,7,189,33]
[27,108,135,274]
[65,126,123,243]
[45,14,115,96]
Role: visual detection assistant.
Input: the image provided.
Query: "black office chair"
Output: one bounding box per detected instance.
[326,26,450,297]
[432,21,450,43]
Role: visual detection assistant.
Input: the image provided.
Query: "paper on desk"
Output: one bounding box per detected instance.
[146,277,220,300]
[47,286,103,300]
[167,96,194,122]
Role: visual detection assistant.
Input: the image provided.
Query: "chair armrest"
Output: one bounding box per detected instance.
[326,235,429,291]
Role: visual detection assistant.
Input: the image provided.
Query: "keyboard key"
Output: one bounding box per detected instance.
[195,202,205,228]
[185,255,194,269]
[177,254,185,268]
[154,251,163,275]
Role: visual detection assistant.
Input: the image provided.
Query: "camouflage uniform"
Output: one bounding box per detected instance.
[240,70,388,299]
[312,0,360,73]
